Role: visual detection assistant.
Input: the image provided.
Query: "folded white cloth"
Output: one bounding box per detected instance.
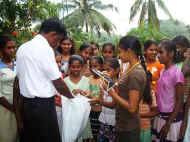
[61,95,91,142]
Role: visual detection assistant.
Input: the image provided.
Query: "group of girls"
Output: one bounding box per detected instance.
[53,35,190,142]
[55,37,118,142]
[1,34,190,142]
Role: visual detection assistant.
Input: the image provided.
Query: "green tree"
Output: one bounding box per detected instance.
[127,26,168,44]
[160,20,190,39]
[29,0,62,21]
[0,0,62,33]
[64,0,117,35]
[0,0,30,33]
[130,0,172,29]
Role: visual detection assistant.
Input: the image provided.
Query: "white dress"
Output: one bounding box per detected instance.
[0,68,17,142]
[184,110,190,142]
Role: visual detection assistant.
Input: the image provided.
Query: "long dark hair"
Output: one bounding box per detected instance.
[119,36,152,105]
[57,36,75,55]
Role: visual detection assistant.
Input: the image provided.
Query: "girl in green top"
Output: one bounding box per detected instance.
[63,55,93,142]
[89,56,104,141]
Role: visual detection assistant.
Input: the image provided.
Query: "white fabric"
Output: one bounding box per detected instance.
[0,68,16,104]
[61,95,91,142]
[152,116,182,142]
[99,91,116,126]
[184,109,190,142]
[56,106,62,135]
[16,34,61,98]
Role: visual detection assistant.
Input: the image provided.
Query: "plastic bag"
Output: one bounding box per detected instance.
[61,95,91,142]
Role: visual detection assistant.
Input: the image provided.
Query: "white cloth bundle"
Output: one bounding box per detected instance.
[61,95,91,142]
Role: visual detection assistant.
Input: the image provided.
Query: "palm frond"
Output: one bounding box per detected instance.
[64,9,85,28]
[148,0,159,29]
[157,0,173,19]
[139,2,147,26]
[88,9,115,34]
[89,1,118,12]
[130,0,143,21]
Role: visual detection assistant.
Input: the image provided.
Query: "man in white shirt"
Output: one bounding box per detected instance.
[16,18,73,142]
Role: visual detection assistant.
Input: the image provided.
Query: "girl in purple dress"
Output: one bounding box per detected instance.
[152,40,184,142]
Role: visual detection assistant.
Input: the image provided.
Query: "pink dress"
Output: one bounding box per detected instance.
[156,65,184,113]
[152,65,184,142]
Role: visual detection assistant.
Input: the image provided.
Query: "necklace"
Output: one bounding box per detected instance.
[114,62,140,88]
[125,62,140,76]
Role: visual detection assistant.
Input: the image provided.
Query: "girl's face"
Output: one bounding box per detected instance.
[91,44,99,56]
[60,39,72,53]
[90,59,102,71]
[104,62,119,78]
[157,47,173,65]
[2,40,15,58]
[69,60,83,77]
[118,47,131,63]
[102,46,114,59]
[176,44,187,61]
[80,47,91,61]
[145,44,157,61]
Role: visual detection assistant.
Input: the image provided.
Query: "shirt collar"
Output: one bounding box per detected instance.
[34,34,52,48]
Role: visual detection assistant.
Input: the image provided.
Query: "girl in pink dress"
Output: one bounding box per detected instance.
[152,40,185,142]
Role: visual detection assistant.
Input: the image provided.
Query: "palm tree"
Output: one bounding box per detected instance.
[63,0,117,34]
[28,0,62,21]
[130,0,172,29]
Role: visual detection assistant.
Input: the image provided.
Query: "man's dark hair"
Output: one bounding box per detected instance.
[39,17,67,36]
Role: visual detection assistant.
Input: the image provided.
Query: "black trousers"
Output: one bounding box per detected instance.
[22,96,61,142]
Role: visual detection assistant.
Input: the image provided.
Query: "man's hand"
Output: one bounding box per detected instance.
[72,89,89,96]
[52,78,73,98]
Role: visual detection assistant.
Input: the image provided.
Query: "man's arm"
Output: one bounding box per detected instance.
[52,78,73,98]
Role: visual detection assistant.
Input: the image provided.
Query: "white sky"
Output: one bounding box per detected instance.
[52,0,190,35]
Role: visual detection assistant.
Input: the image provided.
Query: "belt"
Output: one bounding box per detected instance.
[22,96,54,102]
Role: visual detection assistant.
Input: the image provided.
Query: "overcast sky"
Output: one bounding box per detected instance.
[52,0,190,35]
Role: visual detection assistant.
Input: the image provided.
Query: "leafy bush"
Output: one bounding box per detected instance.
[127,26,169,44]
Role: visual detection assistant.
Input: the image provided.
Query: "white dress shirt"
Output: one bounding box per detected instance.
[16,34,61,98]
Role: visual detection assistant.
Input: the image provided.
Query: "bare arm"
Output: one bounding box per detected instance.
[109,89,140,114]
[98,87,116,108]
[101,91,116,109]
[52,78,73,98]
[140,106,159,118]
[167,83,184,124]
[0,97,13,112]
[101,100,116,109]
[184,94,190,126]
[182,58,190,77]
[160,83,184,140]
